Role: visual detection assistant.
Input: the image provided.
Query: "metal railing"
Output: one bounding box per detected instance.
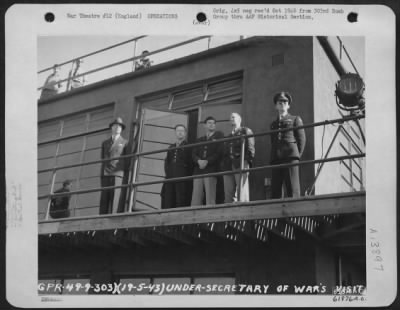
[37,36,213,96]
[38,114,365,220]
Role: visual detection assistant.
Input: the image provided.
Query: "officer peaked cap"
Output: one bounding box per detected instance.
[273,91,293,105]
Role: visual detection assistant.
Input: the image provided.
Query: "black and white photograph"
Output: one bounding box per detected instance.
[5,4,397,308]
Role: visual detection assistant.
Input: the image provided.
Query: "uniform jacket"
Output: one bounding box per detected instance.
[192,131,224,175]
[164,141,192,178]
[270,114,306,164]
[221,127,256,170]
[101,135,129,177]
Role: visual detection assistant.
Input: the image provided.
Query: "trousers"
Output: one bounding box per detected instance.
[223,161,250,203]
[99,176,123,214]
[191,176,217,206]
[163,181,187,209]
[271,159,300,198]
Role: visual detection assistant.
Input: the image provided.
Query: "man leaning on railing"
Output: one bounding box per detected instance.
[49,180,72,219]
[69,58,87,90]
[40,64,62,100]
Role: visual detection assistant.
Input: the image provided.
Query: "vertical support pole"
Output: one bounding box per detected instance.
[131,40,137,72]
[45,120,64,220]
[207,37,211,49]
[338,255,343,285]
[306,124,342,196]
[127,109,145,212]
[127,157,139,212]
[45,171,57,220]
[74,113,91,216]
[238,135,245,202]
[66,61,75,92]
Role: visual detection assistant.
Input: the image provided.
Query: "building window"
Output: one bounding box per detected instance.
[38,104,115,219]
[137,74,243,111]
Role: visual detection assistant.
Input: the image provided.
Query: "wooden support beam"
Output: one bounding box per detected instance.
[286,217,321,240]
[255,218,295,241]
[202,222,238,243]
[38,192,366,235]
[228,220,266,243]
[193,224,223,243]
[108,230,135,249]
[139,228,174,246]
[157,226,198,246]
[180,224,215,244]
[126,230,152,247]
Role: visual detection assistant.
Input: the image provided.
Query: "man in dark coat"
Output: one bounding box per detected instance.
[221,112,255,203]
[163,124,192,209]
[49,180,72,219]
[270,91,306,198]
[99,117,129,214]
[191,116,224,206]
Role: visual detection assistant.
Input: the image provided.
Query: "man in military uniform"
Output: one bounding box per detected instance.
[270,91,306,198]
[221,112,255,203]
[99,117,129,214]
[49,179,72,219]
[163,124,192,209]
[191,116,223,206]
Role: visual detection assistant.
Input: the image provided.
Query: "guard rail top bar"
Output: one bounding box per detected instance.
[37,36,211,91]
[39,153,365,200]
[38,114,365,174]
[38,36,147,74]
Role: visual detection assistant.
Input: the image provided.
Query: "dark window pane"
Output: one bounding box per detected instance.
[86,132,109,149]
[58,137,84,155]
[206,78,242,103]
[38,144,57,159]
[80,163,101,179]
[172,88,204,109]
[62,115,87,137]
[88,105,114,131]
[38,120,61,142]
[139,94,170,110]
[38,158,56,171]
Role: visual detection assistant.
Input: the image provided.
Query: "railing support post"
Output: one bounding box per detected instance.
[305,124,342,196]
[45,170,57,220]
[238,135,245,202]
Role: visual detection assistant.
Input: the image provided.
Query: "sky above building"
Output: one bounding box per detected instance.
[37,36,242,92]
[37,35,365,95]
